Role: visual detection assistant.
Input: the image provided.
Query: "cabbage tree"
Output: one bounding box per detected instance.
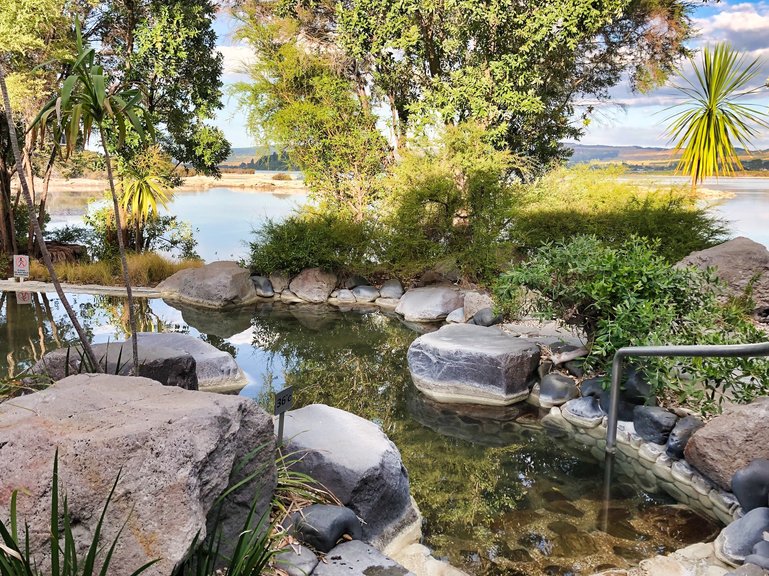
[666,43,769,189]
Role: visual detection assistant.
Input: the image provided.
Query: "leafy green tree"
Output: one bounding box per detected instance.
[0,1,101,369]
[35,19,155,372]
[234,13,390,221]
[666,42,769,189]
[245,0,706,169]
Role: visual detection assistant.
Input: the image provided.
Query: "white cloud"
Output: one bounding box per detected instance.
[216,44,256,76]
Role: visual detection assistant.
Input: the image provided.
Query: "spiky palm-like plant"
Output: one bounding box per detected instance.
[666,42,769,189]
[34,18,154,372]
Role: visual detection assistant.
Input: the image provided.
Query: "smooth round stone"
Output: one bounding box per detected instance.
[335,289,357,303]
[352,285,380,302]
[633,405,678,445]
[623,365,653,404]
[274,545,320,576]
[540,373,579,408]
[564,359,584,378]
[251,275,274,297]
[379,278,404,299]
[732,459,769,512]
[286,504,362,553]
[445,307,465,323]
[599,390,637,422]
[561,397,606,428]
[715,507,769,566]
[666,415,704,459]
[744,554,769,570]
[754,540,769,556]
[473,307,502,327]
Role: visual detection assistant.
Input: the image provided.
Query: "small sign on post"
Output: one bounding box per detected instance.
[16,291,32,305]
[13,255,29,281]
[274,386,293,447]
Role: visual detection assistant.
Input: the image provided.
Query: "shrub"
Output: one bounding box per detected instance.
[271,172,292,181]
[247,212,374,276]
[495,235,769,414]
[508,165,727,262]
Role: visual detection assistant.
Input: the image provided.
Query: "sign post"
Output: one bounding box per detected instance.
[16,291,32,305]
[13,255,29,282]
[274,386,293,447]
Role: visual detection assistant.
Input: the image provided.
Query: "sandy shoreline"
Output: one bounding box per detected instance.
[39,173,308,195]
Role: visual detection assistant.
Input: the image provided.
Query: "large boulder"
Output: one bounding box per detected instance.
[31,341,199,390]
[462,291,494,323]
[395,287,464,322]
[157,261,260,308]
[678,237,769,319]
[289,268,338,303]
[280,404,419,549]
[407,324,540,406]
[136,332,247,392]
[0,375,276,576]
[685,398,769,490]
[165,299,255,339]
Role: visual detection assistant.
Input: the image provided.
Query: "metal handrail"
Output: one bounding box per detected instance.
[605,341,769,454]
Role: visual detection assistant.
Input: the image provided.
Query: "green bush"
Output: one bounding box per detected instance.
[508,166,726,262]
[495,235,769,414]
[247,212,374,276]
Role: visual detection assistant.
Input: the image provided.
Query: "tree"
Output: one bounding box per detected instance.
[666,42,769,189]
[0,0,101,369]
[239,0,707,171]
[35,19,155,373]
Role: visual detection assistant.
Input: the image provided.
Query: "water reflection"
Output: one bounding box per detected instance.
[0,294,719,575]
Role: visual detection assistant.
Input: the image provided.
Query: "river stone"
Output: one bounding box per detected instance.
[31,341,198,390]
[633,406,678,445]
[0,374,276,576]
[157,260,259,308]
[353,285,380,303]
[286,504,362,552]
[336,288,357,303]
[561,397,606,428]
[666,415,705,460]
[623,365,654,404]
[473,307,502,327]
[313,540,413,576]
[715,507,769,566]
[463,291,494,322]
[274,545,319,576]
[539,373,579,408]
[745,554,769,570]
[599,390,637,422]
[269,273,289,293]
[732,460,769,512]
[395,287,464,322]
[446,307,465,323]
[252,275,274,297]
[280,404,419,549]
[678,237,769,319]
[289,268,338,303]
[380,279,404,299]
[407,324,540,406]
[580,377,605,398]
[685,398,769,491]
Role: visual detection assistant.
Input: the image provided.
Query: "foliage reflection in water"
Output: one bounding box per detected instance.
[0,294,720,575]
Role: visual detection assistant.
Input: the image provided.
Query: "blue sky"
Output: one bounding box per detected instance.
[211,1,769,149]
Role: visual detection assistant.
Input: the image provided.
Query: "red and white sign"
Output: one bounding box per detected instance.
[13,255,29,278]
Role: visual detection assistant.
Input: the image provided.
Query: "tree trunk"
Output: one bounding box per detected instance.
[0,64,102,371]
[100,131,139,373]
[34,145,57,257]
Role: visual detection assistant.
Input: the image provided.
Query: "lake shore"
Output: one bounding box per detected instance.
[40,172,308,195]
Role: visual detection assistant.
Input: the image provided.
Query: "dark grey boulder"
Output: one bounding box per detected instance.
[539,373,579,408]
[715,507,769,566]
[379,279,404,299]
[280,405,418,549]
[561,397,606,428]
[666,415,704,459]
[252,275,274,297]
[352,285,380,303]
[733,460,769,513]
[344,275,369,289]
[473,307,502,327]
[287,505,362,553]
[599,390,637,422]
[538,360,554,380]
[32,342,198,390]
[312,540,413,576]
[623,365,653,404]
[274,545,319,576]
[580,377,605,398]
[407,324,540,406]
[564,360,584,378]
[633,406,678,445]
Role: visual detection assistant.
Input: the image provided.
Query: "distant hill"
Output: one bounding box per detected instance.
[565,143,769,172]
[221,147,296,171]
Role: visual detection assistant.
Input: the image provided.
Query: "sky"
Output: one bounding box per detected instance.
[211,1,769,150]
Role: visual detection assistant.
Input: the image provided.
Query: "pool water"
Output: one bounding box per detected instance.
[0,292,720,575]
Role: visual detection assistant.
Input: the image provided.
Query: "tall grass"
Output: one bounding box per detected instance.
[28,252,202,286]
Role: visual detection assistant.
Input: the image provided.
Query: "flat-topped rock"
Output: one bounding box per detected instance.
[157,261,260,308]
[407,324,540,406]
[395,287,463,322]
[0,374,276,576]
[280,404,419,549]
[312,540,414,576]
[289,268,338,303]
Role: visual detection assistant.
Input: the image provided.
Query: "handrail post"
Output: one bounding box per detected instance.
[605,351,625,454]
